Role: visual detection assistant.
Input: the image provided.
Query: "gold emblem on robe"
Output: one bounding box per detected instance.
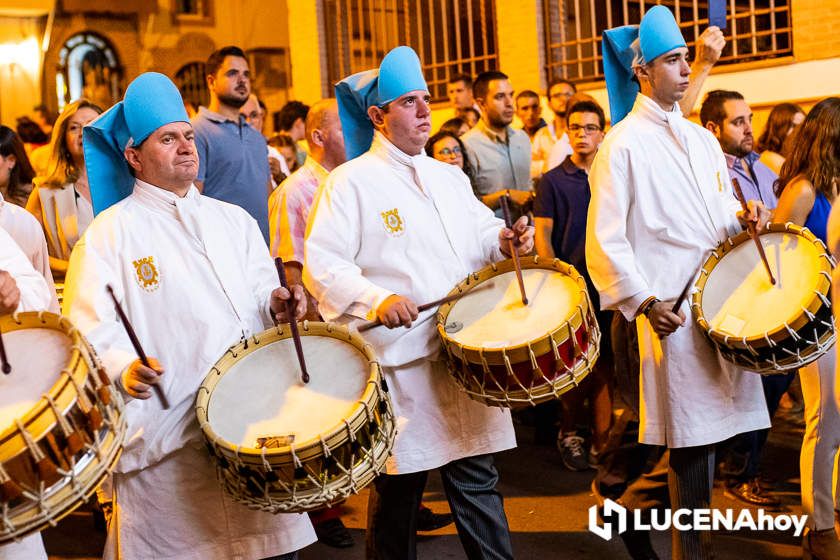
[133,256,160,291]
[381,208,405,236]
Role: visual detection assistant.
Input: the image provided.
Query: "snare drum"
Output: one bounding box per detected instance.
[0,312,126,543]
[692,223,835,373]
[437,256,600,408]
[196,322,395,513]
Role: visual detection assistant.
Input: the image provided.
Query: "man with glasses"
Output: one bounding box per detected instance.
[534,100,613,472]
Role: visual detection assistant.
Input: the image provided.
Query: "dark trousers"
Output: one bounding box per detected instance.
[720,372,795,482]
[366,454,513,560]
[669,445,716,560]
[263,553,297,560]
[594,314,670,511]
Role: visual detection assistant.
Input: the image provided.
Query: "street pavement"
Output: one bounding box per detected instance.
[43,404,807,559]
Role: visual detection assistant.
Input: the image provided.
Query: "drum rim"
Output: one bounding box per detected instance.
[691,222,834,348]
[0,312,91,455]
[195,321,384,459]
[437,256,593,364]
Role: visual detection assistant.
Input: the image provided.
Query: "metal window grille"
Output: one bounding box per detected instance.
[543,0,792,84]
[322,0,499,102]
[175,62,208,109]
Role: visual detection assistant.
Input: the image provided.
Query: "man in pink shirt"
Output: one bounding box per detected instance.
[269,98,346,321]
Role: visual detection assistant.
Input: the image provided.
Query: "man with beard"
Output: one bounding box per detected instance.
[700,89,788,510]
[461,71,532,217]
[193,46,272,244]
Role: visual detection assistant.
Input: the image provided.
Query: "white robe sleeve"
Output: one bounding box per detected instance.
[64,234,138,383]
[303,178,394,321]
[586,143,655,320]
[464,181,505,263]
[0,228,51,312]
[242,215,280,328]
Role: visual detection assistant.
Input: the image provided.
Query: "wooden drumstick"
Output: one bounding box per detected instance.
[731,178,776,285]
[0,328,10,374]
[357,282,495,333]
[671,268,699,314]
[500,192,528,305]
[274,258,309,384]
[105,285,170,409]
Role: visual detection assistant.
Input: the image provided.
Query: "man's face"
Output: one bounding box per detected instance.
[480,79,515,129]
[318,107,346,167]
[638,47,691,107]
[567,111,604,158]
[447,80,473,110]
[515,95,542,129]
[126,122,199,191]
[241,95,264,133]
[548,82,576,117]
[716,99,754,158]
[209,55,250,109]
[372,90,432,156]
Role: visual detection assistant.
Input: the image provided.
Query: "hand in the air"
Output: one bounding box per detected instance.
[270,284,307,323]
[0,271,20,315]
[694,26,726,68]
[121,357,165,400]
[499,215,535,256]
[376,294,419,328]
[647,301,686,338]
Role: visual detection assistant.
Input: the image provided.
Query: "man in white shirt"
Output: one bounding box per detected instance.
[68,71,315,560]
[587,7,770,559]
[305,46,533,560]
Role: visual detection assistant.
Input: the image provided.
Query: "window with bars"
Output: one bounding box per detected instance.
[175,62,208,110]
[543,0,792,84]
[322,0,499,102]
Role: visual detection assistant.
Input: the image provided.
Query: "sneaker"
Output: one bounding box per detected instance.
[416,505,454,532]
[557,433,591,471]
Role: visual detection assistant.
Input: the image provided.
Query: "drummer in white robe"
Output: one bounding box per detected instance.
[586,7,770,559]
[304,46,532,560]
[0,229,52,560]
[64,72,316,560]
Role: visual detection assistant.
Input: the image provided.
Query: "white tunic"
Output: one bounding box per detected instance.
[0,228,51,313]
[304,132,516,474]
[586,94,769,448]
[64,180,315,560]
[0,230,51,560]
[0,193,59,313]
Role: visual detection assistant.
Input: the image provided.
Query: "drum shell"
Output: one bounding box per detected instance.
[692,223,836,373]
[196,322,395,513]
[0,312,126,543]
[437,257,600,408]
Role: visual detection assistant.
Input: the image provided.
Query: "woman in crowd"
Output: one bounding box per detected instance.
[268,133,300,176]
[757,102,805,175]
[439,117,470,137]
[426,130,478,194]
[0,126,36,207]
[772,97,840,560]
[26,99,103,279]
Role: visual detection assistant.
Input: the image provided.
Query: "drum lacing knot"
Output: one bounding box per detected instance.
[44,393,76,440]
[568,320,582,363]
[361,400,374,424]
[10,310,22,325]
[319,435,331,459]
[260,446,271,472]
[59,315,74,331]
[252,331,261,345]
[528,346,541,379]
[66,368,94,413]
[490,261,498,272]
[785,321,802,341]
[232,445,244,469]
[762,332,775,348]
[343,419,356,443]
[14,419,45,464]
[479,349,491,376]
[742,337,759,357]
[549,334,561,362]
[815,290,831,307]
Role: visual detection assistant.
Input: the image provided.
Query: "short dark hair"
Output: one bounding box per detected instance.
[547,78,577,97]
[206,46,247,77]
[440,117,467,136]
[567,100,606,130]
[516,90,540,103]
[473,71,509,101]
[275,101,310,132]
[448,74,473,87]
[699,90,745,127]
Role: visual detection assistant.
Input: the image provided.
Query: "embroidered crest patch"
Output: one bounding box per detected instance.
[133,256,160,292]
[381,208,405,237]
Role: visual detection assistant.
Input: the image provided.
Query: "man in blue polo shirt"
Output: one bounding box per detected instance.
[533,99,614,474]
[193,45,271,244]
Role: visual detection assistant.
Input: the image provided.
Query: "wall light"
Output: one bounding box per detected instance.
[0,37,40,74]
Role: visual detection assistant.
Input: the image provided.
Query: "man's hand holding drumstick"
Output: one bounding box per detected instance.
[499,215,535,257]
[736,199,771,233]
[0,270,21,315]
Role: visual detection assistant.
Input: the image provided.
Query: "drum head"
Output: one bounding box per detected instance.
[701,231,824,338]
[0,328,70,428]
[207,335,369,449]
[445,268,582,349]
